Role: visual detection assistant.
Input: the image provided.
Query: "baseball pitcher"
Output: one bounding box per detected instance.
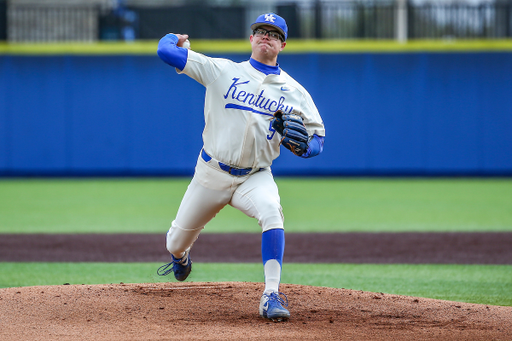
[156,13,325,321]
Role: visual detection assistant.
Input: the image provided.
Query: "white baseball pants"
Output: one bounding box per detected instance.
[166,151,284,257]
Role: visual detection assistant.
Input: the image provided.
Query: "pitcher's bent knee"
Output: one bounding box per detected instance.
[166,221,203,256]
[260,204,285,232]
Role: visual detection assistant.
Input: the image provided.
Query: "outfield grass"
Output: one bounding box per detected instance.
[1,177,511,233]
[1,263,510,306]
[1,178,511,306]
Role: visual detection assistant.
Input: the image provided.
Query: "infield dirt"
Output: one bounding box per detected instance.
[1,281,511,340]
[1,232,511,340]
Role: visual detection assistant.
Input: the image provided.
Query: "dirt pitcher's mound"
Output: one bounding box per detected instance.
[0,282,510,341]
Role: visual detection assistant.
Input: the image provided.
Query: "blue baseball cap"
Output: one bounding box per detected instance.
[250,13,288,41]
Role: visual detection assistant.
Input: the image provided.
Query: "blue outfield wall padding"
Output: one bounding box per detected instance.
[0,52,511,176]
[480,53,512,171]
[0,55,9,170]
[8,56,69,172]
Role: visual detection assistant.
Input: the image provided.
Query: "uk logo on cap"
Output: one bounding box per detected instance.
[264,14,276,23]
[251,13,288,40]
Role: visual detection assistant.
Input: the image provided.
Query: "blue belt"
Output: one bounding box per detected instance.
[201,149,260,176]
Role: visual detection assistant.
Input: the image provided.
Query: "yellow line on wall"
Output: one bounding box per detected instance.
[1,39,512,55]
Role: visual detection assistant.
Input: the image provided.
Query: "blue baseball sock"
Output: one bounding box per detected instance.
[261,228,285,293]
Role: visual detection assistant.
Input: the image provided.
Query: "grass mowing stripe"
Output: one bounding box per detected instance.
[0,263,264,288]
[282,263,512,307]
[1,263,510,307]
[278,177,512,232]
[1,178,511,233]
[0,179,189,234]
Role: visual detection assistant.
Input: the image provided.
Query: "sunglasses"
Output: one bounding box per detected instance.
[253,28,284,42]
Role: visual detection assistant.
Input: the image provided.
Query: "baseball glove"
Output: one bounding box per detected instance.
[271,110,309,156]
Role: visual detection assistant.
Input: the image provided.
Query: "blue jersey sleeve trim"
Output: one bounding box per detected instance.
[157,34,188,71]
[300,134,324,158]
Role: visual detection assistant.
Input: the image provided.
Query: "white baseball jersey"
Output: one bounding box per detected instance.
[179,50,325,169]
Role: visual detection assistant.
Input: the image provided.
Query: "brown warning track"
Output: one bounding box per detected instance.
[1,232,511,264]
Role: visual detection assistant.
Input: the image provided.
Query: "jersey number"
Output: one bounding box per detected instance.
[267,122,276,140]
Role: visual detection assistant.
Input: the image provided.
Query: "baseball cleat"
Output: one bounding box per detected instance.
[259,291,290,322]
[157,249,192,281]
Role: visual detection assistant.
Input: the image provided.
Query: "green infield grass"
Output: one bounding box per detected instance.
[0,177,511,233]
[0,263,510,307]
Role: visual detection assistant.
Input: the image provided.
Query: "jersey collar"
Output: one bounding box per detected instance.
[249,58,281,75]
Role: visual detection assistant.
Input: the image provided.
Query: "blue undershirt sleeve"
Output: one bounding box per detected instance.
[300,135,325,159]
[157,34,188,71]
